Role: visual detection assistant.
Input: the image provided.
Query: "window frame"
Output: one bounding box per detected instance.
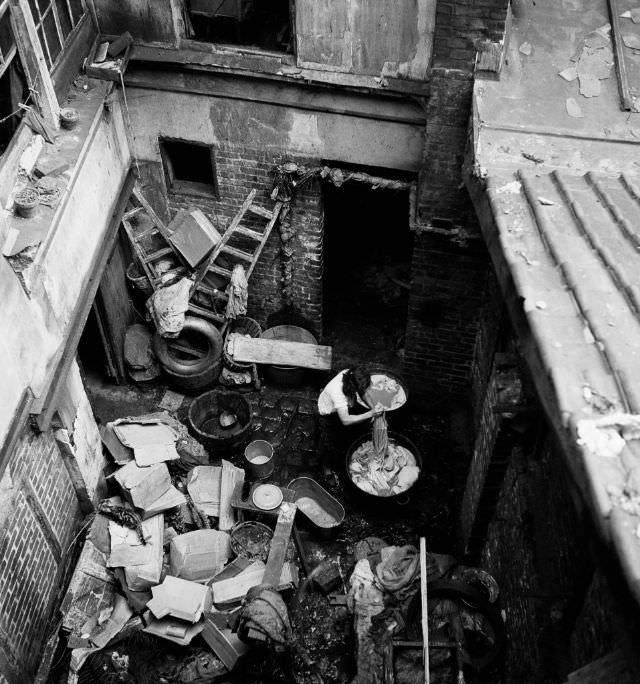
[159,138,220,200]
[28,0,87,71]
[0,0,18,78]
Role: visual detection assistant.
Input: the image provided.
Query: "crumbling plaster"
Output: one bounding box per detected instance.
[126,87,425,172]
[0,91,131,501]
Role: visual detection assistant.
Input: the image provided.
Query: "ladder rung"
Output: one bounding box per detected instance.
[195,283,229,300]
[138,225,160,239]
[144,246,174,262]
[207,264,232,278]
[220,245,255,261]
[236,226,264,241]
[123,207,143,221]
[248,205,273,220]
[188,303,226,322]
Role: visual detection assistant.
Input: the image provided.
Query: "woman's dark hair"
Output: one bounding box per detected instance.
[342,366,371,405]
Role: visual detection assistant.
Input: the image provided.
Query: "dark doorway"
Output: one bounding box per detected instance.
[323,182,412,371]
[189,0,293,53]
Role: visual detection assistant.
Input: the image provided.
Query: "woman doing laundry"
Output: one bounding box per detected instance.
[317,366,384,479]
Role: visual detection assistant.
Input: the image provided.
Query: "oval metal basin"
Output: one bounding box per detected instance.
[288,477,345,529]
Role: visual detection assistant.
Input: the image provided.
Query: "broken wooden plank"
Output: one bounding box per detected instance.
[263,502,297,588]
[229,334,332,370]
[211,561,298,605]
[219,460,244,531]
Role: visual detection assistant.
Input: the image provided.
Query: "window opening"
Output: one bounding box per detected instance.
[160,139,219,198]
[27,0,87,69]
[188,0,293,54]
[0,1,27,155]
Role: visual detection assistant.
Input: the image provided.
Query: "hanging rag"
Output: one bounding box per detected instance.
[225,264,248,319]
[146,276,192,338]
[372,412,389,461]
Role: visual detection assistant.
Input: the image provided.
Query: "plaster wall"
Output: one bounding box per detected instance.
[125,87,425,172]
[0,97,130,485]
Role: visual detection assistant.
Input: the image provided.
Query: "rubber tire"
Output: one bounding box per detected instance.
[162,359,221,394]
[405,578,505,671]
[154,316,223,375]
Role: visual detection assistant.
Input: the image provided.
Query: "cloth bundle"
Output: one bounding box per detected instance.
[225,264,248,319]
[375,545,420,593]
[372,412,389,461]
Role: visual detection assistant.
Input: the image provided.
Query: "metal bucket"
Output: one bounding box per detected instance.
[244,439,274,479]
[259,325,317,387]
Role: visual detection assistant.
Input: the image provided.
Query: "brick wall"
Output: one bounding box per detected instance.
[164,143,324,334]
[416,0,510,228]
[479,433,597,683]
[403,233,491,398]
[0,428,81,683]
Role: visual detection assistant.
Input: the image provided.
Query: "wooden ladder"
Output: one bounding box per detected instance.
[122,184,187,290]
[188,189,283,323]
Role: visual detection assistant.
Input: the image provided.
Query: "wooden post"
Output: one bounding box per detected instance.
[10,0,60,128]
[420,537,430,684]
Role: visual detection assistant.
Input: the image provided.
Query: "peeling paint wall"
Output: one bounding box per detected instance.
[126,88,424,171]
[0,98,130,476]
[296,0,436,78]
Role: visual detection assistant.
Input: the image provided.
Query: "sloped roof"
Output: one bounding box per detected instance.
[466,0,640,605]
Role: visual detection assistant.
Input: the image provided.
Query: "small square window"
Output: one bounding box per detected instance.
[160,139,219,198]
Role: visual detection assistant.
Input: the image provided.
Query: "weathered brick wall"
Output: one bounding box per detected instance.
[417,0,510,227]
[403,233,491,398]
[164,143,324,335]
[479,434,596,683]
[459,365,500,546]
[0,429,81,683]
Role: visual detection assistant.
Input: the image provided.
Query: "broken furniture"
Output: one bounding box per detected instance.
[122,184,187,291]
[188,188,283,323]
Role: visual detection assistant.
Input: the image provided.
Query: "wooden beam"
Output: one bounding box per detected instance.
[0,386,33,480]
[420,537,429,684]
[607,0,634,111]
[31,167,136,431]
[10,0,60,127]
[263,502,297,587]
[229,334,332,370]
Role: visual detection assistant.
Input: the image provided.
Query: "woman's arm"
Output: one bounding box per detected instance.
[336,405,383,426]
